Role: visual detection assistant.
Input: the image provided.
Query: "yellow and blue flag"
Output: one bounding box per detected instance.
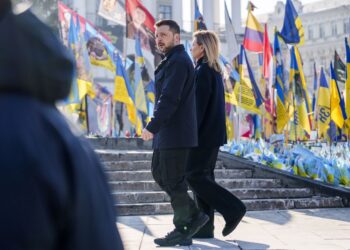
[334,50,346,86]
[114,53,137,125]
[75,16,95,100]
[233,45,263,114]
[290,46,311,134]
[85,22,116,72]
[279,0,304,45]
[243,7,263,52]
[194,0,207,31]
[145,80,155,104]
[274,31,289,133]
[330,62,346,128]
[317,67,330,137]
[68,15,79,49]
[134,36,148,114]
[253,114,262,139]
[311,62,318,130]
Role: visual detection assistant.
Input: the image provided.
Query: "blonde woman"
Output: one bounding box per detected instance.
[187,30,246,238]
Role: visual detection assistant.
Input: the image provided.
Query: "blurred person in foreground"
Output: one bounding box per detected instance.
[187,30,246,239]
[141,20,209,247]
[0,1,123,249]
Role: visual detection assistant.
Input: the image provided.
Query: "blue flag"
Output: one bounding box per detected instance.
[279,0,304,45]
[194,0,207,31]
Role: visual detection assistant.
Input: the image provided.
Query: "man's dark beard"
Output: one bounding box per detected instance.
[160,41,175,55]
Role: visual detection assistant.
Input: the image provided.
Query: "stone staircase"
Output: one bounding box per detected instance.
[94,144,348,216]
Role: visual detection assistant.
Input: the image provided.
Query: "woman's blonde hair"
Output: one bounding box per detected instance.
[193,30,222,73]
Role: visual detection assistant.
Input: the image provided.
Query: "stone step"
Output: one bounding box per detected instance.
[115,197,344,216]
[108,178,283,191]
[103,160,225,171]
[112,188,314,204]
[103,161,151,171]
[88,137,152,150]
[96,150,153,162]
[105,169,253,181]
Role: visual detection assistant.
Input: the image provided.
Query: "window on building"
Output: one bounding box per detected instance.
[331,21,338,36]
[344,19,350,34]
[319,24,325,38]
[308,26,313,40]
[158,5,172,20]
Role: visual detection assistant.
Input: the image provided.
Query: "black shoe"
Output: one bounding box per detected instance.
[154,229,193,247]
[222,211,246,237]
[186,212,210,238]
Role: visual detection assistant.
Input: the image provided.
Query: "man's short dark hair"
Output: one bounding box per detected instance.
[155,20,180,34]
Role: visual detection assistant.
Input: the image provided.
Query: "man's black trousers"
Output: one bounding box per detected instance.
[151,148,198,231]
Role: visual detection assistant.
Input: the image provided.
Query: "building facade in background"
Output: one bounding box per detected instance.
[255,0,350,88]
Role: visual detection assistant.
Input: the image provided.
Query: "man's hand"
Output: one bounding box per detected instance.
[141,128,154,141]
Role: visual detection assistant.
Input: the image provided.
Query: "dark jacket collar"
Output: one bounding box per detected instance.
[195,56,207,69]
[165,44,185,59]
[155,44,185,73]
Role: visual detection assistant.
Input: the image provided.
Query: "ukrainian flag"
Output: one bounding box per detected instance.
[243,8,263,52]
[113,54,137,125]
[253,115,262,139]
[279,0,304,46]
[330,62,346,128]
[289,46,311,134]
[317,67,330,137]
[194,0,207,31]
[145,80,155,104]
[234,45,263,113]
[274,31,289,133]
[134,36,148,114]
[75,16,95,100]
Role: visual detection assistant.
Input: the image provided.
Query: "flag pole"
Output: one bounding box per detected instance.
[238,84,242,143]
[292,88,297,144]
[329,69,332,157]
[85,94,90,135]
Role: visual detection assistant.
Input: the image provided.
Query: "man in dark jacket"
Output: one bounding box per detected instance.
[141,20,208,247]
[0,2,123,249]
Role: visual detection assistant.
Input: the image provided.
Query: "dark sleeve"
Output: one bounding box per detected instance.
[195,67,213,128]
[68,141,124,250]
[146,58,190,134]
[0,134,124,250]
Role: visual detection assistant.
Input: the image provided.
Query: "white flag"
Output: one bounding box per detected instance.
[224,1,239,61]
[98,0,126,26]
